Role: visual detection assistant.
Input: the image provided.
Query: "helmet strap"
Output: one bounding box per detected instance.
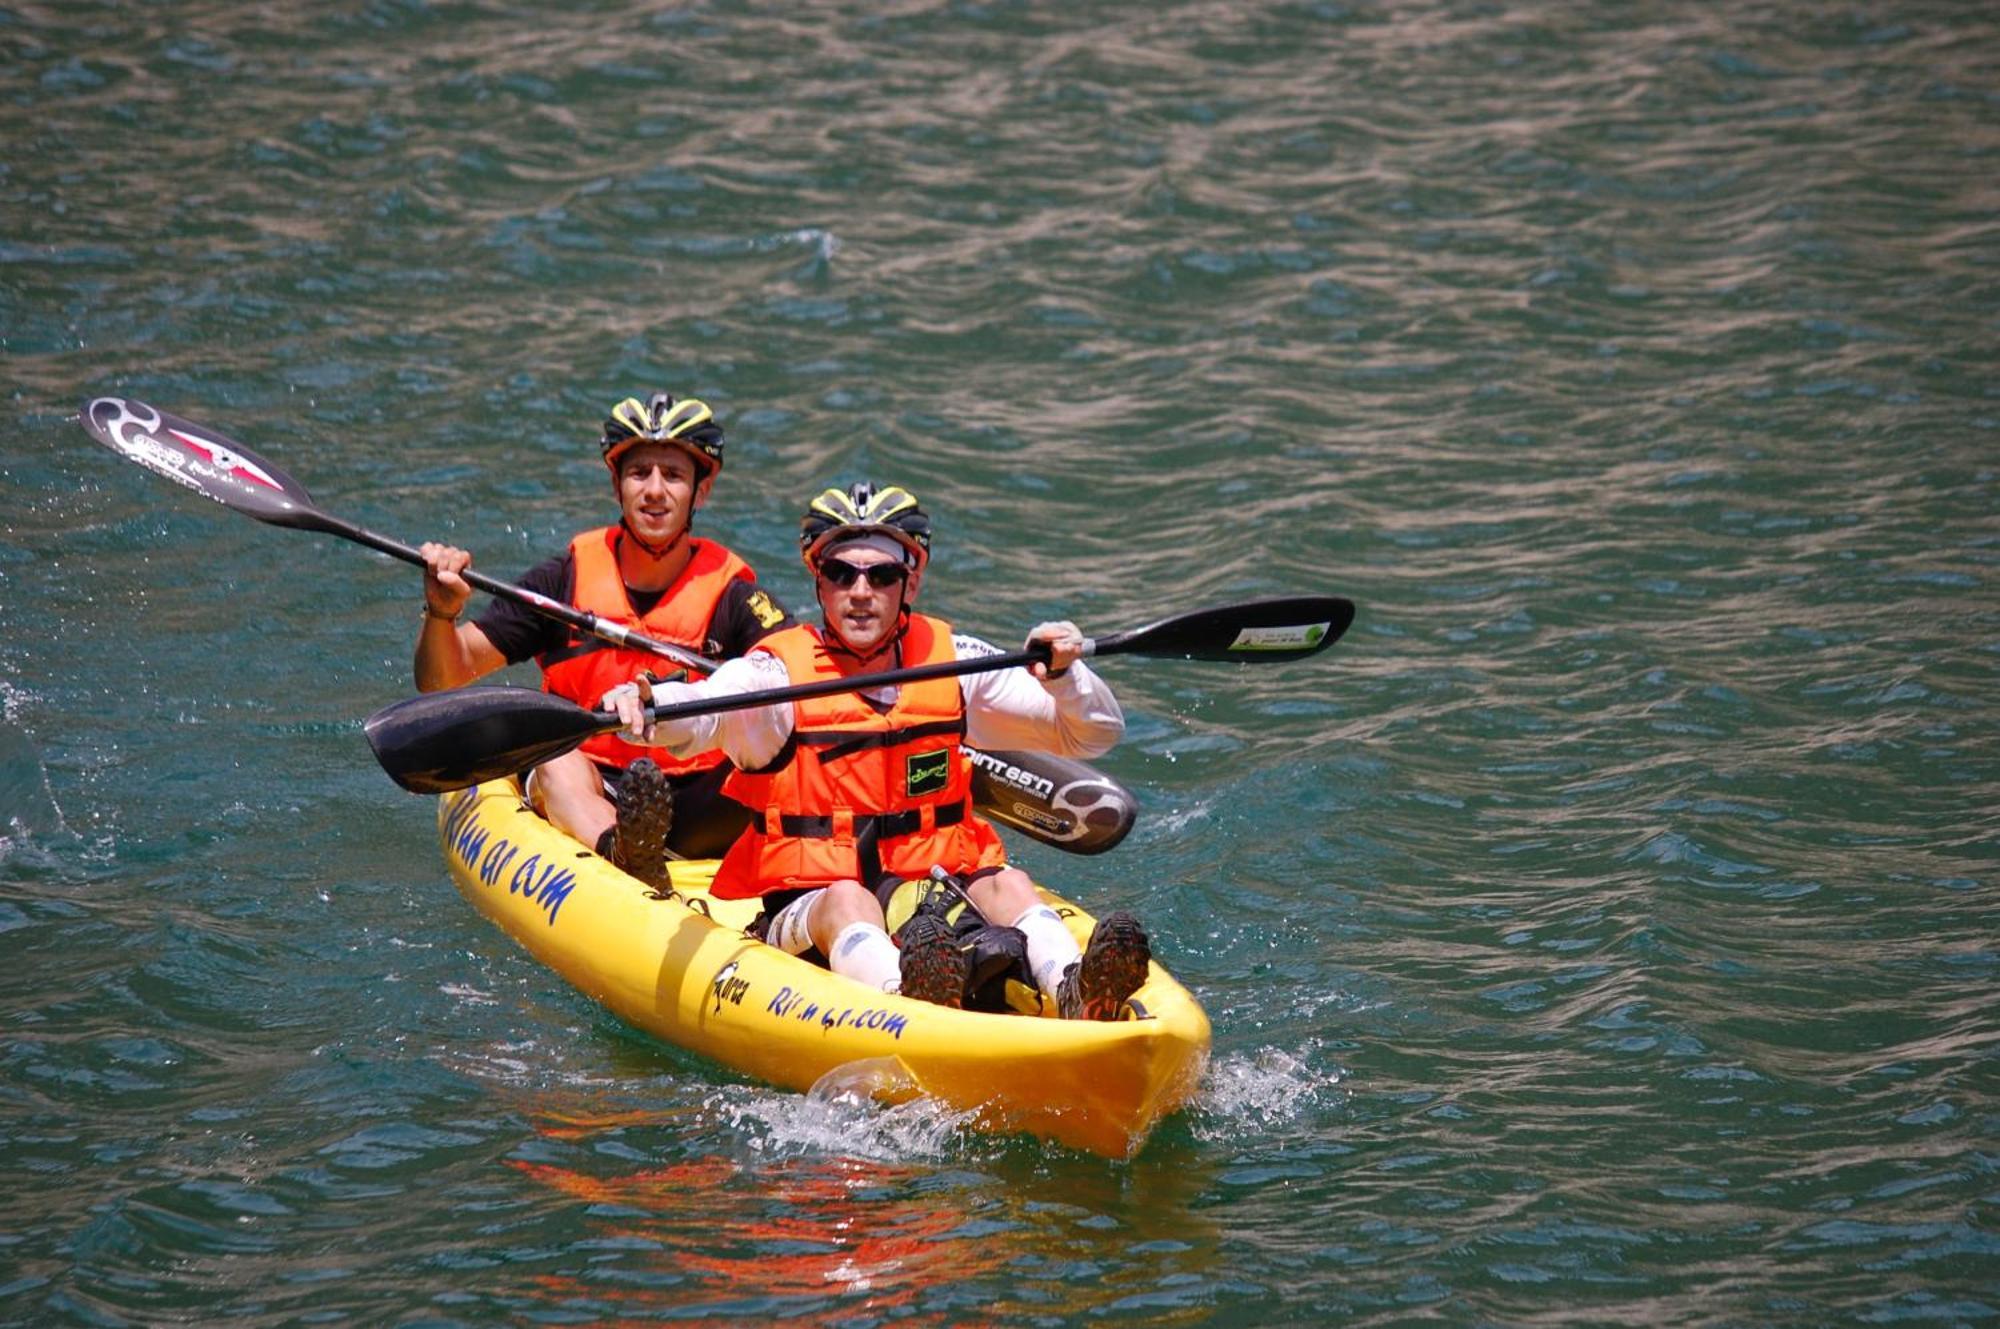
[822,605,910,667]
[618,516,690,563]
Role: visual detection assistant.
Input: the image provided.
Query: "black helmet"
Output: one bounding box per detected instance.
[600,392,723,477]
[799,482,932,573]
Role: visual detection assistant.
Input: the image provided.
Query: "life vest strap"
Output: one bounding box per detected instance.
[769,799,969,842]
[798,718,967,763]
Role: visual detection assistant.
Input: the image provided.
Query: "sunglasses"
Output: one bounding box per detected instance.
[817,558,909,590]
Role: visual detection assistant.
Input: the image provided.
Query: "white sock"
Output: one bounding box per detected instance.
[1011,904,1082,997]
[829,921,903,993]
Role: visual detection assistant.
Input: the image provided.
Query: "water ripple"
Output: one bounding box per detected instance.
[5,0,1997,1322]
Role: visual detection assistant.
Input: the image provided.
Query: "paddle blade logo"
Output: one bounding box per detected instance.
[1228,621,1330,652]
[169,426,284,492]
[86,397,287,499]
[905,749,951,797]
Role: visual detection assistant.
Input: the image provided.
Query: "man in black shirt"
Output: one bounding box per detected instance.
[415,393,794,879]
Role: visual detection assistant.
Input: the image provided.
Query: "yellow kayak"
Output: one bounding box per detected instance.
[437,779,1211,1157]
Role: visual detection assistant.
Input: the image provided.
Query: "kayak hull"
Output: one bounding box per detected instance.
[438,780,1211,1157]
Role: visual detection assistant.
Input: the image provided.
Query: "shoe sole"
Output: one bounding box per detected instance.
[613,760,675,890]
[1077,911,1151,1021]
[899,919,969,1009]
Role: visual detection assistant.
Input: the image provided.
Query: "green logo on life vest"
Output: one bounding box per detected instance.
[905,749,951,797]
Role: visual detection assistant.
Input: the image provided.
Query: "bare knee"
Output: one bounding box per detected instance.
[529,752,616,846]
[968,866,1038,921]
[809,879,886,952]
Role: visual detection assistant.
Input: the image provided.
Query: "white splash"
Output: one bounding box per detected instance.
[707,1075,977,1163]
[1190,1044,1344,1141]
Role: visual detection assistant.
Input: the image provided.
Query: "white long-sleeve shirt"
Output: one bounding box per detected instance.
[642,632,1124,772]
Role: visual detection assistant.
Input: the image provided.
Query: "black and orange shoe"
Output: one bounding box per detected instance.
[1057,911,1150,1021]
[609,758,674,890]
[898,913,969,1009]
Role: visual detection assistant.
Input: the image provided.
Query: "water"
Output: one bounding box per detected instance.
[4,2,1997,1322]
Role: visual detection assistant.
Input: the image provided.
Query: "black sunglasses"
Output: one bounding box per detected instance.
[817,558,909,590]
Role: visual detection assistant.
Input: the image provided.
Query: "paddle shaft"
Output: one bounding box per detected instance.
[364,592,1353,796]
[304,509,714,674]
[616,598,1277,731]
[636,644,1048,729]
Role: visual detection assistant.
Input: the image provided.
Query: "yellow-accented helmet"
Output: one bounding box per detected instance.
[599,392,723,477]
[799,482,932,573]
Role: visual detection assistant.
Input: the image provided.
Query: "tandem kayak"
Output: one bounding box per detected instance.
[437,779,1212,1157]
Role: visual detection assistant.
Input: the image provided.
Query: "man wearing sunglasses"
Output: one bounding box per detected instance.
[601,481,1151,1020]
[415,392,795,888]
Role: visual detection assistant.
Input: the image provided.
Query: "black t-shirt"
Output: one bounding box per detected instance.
[475,543,797,667]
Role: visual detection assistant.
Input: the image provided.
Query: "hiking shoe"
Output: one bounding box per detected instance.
[898,913,969,1009]
[1056,911,1150,1021]
[610,758,674,890]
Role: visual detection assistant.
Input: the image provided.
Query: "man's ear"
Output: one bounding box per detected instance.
[692,471,716,508]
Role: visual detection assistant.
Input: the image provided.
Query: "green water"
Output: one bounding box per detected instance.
[4,3,1996,1323]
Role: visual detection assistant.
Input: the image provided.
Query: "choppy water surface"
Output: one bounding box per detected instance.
[4,3,1996,1323]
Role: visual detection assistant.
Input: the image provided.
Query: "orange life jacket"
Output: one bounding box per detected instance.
[538,527,753,774]
[710,615,1006,900]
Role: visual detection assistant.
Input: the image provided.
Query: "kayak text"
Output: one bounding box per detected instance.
[442,790,578,926]
[767,987,908,1039]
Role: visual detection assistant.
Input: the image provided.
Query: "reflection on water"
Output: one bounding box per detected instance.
[509,1150,984,1322]
[503,1100,1226,1323]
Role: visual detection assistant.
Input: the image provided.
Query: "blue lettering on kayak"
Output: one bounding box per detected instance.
[763,987,906,1039]
[444,796,491,870]
[506,853,578,925]
[538,871,576,925]
[477,838,517,886]
[441,788,476,845]
[438,794,573,924]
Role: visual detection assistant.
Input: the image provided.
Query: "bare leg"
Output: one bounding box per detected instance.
[806,879,889,953]
[965,866,1040,923]
[784,880,902,992]
[526,750,617,849]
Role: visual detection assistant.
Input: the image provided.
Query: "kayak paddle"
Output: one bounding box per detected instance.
[364,595,1356,794]
[78,395,1146,851]
[77,395,710,672]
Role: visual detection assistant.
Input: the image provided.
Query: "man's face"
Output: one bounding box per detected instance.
[615,443,709,546]
[815,546,911,655]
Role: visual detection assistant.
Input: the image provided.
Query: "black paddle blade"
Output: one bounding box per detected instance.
[79,396,324,528]
[364,687,607,794]
[966,749,1137,856]
[1096,595,1356,663]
